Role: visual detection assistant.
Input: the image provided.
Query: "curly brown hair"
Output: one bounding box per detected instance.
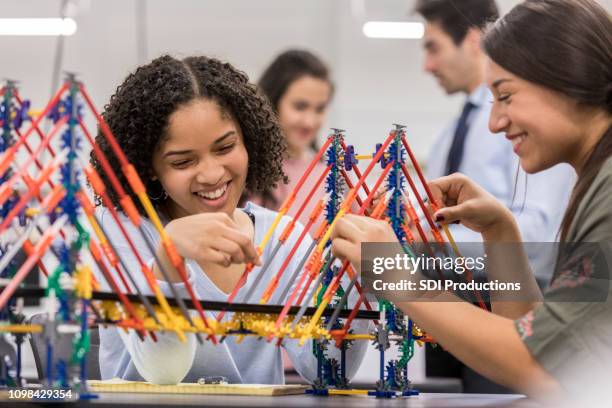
[90,54,287,217]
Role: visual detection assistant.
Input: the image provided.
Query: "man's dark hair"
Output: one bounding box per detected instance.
[415,0,499,44]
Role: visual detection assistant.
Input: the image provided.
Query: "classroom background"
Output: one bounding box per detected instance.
[2,0,610,394]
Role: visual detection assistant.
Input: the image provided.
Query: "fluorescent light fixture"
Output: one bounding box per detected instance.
[0,18,77,36]
[363,21,424,39]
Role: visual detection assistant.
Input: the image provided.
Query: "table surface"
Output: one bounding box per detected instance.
[11,392,541,408]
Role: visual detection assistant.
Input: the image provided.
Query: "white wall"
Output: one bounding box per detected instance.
[0,0,478,161]
[1,0,610,157]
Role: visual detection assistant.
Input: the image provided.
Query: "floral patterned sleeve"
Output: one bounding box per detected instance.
[514,243,612,391]
[514,159,612,393]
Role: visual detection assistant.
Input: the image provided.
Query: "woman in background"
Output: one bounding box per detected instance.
[247,49,333,227]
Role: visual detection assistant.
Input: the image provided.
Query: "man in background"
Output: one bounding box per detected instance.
[414,0,574,393]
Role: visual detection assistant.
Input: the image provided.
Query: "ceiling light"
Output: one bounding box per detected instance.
[363,21,424,39]
[0,18,77,36]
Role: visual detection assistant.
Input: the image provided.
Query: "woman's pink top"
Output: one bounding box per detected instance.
[250,153,329,233]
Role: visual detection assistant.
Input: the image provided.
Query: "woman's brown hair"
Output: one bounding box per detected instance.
[258,49,334,151]
[483,0,612,242]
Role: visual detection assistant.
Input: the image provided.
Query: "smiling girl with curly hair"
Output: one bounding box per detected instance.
[90,55,368,385]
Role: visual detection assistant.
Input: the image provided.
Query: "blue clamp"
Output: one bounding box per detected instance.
[13,100,30,130]
[344,145,358,171]
[402,388,419,397]
[306,388,330,396]
[47,100,64,123]
[375,143,389,168]
[368,390,397,398]
[47,97,83,123]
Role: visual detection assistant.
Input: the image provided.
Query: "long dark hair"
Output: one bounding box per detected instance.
[483,0,612,242]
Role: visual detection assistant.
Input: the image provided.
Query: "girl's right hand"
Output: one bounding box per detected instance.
[165,212,261,267]
[428,173,516,238]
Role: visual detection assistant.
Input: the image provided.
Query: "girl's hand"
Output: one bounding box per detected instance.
[428,173,516,238]
[330,214,398,272]
[166,212,262,267]
[368,186,387,212]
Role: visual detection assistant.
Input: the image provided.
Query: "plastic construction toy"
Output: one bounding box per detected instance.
[0,78,485,400]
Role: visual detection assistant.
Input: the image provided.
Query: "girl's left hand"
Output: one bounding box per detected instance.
[330,214,398,272]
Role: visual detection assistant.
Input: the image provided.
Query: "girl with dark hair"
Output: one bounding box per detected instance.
[247,50,333,227]
[331,0,612,400]
[90,55,368,385]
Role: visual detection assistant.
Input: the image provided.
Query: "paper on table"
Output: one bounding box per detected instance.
[87,378,308,396]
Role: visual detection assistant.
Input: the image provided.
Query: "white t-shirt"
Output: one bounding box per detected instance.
[94,201,369,384]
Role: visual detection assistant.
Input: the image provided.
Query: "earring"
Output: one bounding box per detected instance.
[147,181,168,201]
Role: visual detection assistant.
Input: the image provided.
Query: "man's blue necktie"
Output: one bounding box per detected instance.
[446,101,476,175]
